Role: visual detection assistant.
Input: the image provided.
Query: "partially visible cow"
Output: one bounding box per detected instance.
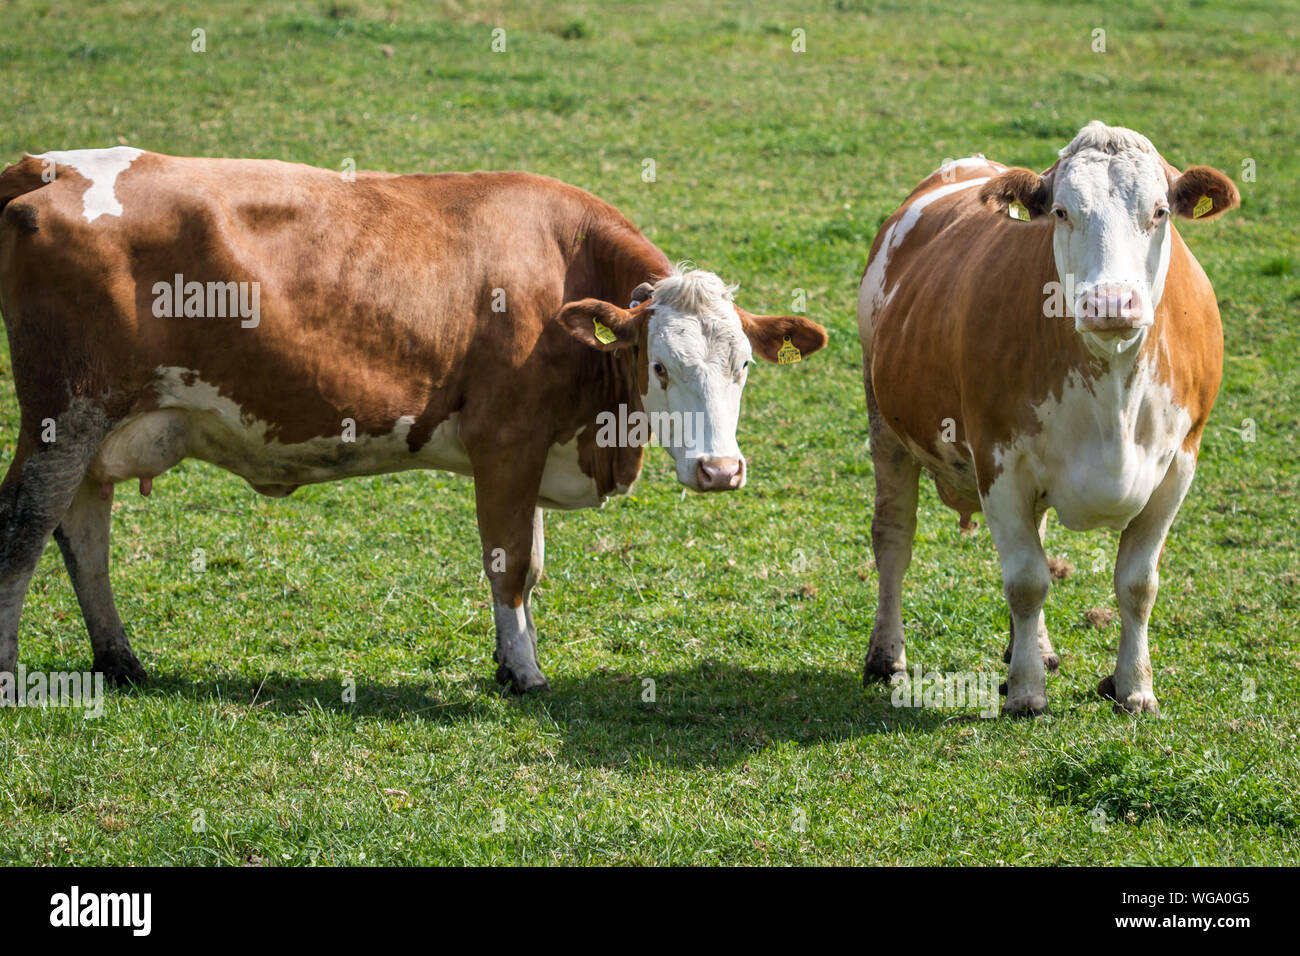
[857,122,1238,715]
[0,149,826,695]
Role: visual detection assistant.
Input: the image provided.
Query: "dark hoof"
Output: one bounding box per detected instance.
[495,663,550,695]
[93,648,147,686]
[1002,694,1049,717]
[862,650,905,686]
[862,663,904,686]
[1097,674,1158,714]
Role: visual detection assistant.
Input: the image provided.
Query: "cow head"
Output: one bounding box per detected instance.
[981,122,1238,343]
[559,268,827,491]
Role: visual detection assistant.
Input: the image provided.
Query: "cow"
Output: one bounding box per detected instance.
[0,148,826,696]
[857,122,1238,716]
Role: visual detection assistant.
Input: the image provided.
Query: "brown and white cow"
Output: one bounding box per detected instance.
[0,148,826,694]
[857,122,1237,715]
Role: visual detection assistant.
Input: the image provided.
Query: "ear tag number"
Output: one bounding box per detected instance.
[1192,194,1213,219]
[1007,199,1031,221]
[592,318,617,345]
[777,336,802,365]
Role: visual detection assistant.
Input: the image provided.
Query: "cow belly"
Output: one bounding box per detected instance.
[88,368,473,492]
[90,407,472,491]
[88,369,607,507]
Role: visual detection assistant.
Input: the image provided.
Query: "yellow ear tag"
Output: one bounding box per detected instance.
[1007,199,1031,221]
[776,336,801,365]
[592,318,617,345]
[1192,194,1213,219]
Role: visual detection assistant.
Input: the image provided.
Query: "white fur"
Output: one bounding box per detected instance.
[858,171,992,354]
[1047,123,1174,334]
[33,146,143,223]
[981,348,1193,711]
[641,268,752,489]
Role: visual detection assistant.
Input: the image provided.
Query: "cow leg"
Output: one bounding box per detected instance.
[52,478,146,684]
[0,408,109,694]
[863,374,921,682]
[469,444,550,694]
[521,507,544,665]
[983,477,1050,716]
[1100,451,1195,715]
[1003,510,1059,672]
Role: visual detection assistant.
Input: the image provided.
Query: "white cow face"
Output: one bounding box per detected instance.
[983,122,1239,343]
[559,268,827,491]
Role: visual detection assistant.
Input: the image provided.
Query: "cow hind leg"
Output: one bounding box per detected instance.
[863,373,921,683]
[53,479,145,684]
[0,411,109,693]
[1003,510,1060,672]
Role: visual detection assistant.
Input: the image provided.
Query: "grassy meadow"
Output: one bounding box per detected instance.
[0,0,1297,864]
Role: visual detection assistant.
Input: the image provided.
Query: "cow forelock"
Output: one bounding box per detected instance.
[641,269,752,489]
[1050,124,1174,341]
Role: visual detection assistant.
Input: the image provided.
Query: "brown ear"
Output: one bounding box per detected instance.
[737,309,828,364]
[628,281,655,307]
[979,167,1052,220]
[557,298,646,351]
[1169,165,1239,221]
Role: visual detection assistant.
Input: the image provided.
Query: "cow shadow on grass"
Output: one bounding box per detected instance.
[133,668,487,724]
[129,659,971,770]
[542,661,969,769]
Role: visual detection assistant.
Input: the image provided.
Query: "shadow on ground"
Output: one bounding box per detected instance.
[114,658,977,769]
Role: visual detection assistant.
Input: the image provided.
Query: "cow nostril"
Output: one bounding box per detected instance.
[696,457,743,490]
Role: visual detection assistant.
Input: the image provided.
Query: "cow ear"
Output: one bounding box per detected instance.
[557,298,644,351]
[737,309,828,364]
[1169,165,1239,221]
[979,167,1052,220]
[628,282,655,307]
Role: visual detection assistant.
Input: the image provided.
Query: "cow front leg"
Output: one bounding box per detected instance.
[470,445,550,694]
[521,506,544,665]
[53,479,146,684]
[1003,510,1060,672]
[1100,451,1196,715]
[863,374,921,682]
[983,477,1051,716]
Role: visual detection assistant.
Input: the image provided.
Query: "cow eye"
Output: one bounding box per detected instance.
[1154,207,1169,220]
[1052,207,1068,221]
[652,361,667,379]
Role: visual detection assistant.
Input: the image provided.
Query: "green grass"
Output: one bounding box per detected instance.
[1,0,1298,865]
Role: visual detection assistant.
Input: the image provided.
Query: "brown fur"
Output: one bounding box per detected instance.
[865,157,1226,509]
[0,150,824,690]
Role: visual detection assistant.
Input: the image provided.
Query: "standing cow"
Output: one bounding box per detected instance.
[0,149,826,695]
[858,122,1238,715]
